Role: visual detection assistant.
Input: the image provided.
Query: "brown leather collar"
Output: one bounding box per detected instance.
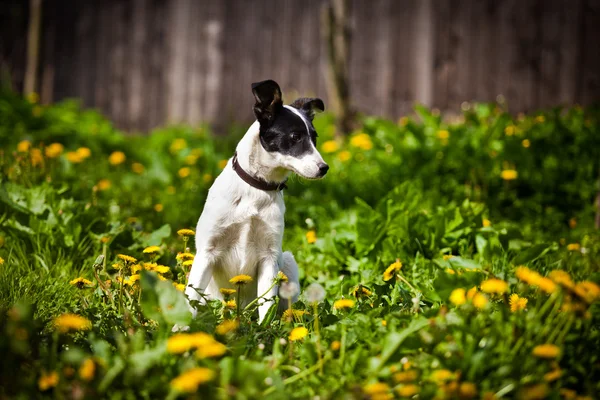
[231,152,287,191]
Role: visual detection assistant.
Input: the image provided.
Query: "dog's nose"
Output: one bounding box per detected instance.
[318,162,329,176]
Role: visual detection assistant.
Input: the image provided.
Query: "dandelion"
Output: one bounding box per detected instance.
[535,115,546,123]
[17,140,31,152]
[66,151,84,163]
[154,204,163,212]
[173,283,185,291]
[569,218,577,229]
[196,341,228,358]
[466,286,478,300]
[277,271,289,283]
[282,309,308,321]
[178,167,191,178]
[54,313,92,333]
[304,282,326,303]
[143,246,161,254]
[333,299,355,310]
[230,275,252,285]
[396,384,419,397]
[129,274,141,283]
[170,138,187,153]
[322,140,339,153]
[177,229,195,237]
[203,173,213,183]
[449,288,466,306]
[509,293,528,312]
[306,230,317,244]
[216,319,239,335]
[482,218,491,227]
[567,243,581,251]
[398,116,409,126]
[351,285,372,298]
[549,270,575,290]
[117,254,137,264]
[96,179,111,191]
[532,344,560,359]
[364,382,391,399]
[45,143,64,158]
[536,277,557,294]
[219,288,236,296]
[383,260,402,281]
[522,139,531,148]
[501,169,518,180]
[437,130,450,140]
[431,369,455,382]
[472,293,488,309]
[480,278,509,294]
[574,281,600,304]
[289,326,308,341]
[223,299,236,309]
[338,150,352,162]
[69,277,93,289]
[108,151,126,165]
[519,384,547,400]
[544,368,562,382]
[132,162,145,174]
[443,254,454,261]
[0,257,4,265]
[218,159,228,169]
[176,252,195,261]
[459,382,478,399]
[38,371,59,391]
[76,147,91,159]
[170,367,215,393]
[504,125,516,136]
[279,282,300,299]
[167,332,214,354]
[79,358,95,381]
[182,260,194,268]
[331,340,341,351]
[393,370,419,383]
[350,133,373,150]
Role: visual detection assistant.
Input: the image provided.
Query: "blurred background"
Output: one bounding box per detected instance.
[1,0,599,133]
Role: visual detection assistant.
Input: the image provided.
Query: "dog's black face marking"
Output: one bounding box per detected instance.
[259,107,318,157]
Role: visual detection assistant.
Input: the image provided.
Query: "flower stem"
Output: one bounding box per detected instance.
[313,302,323,375]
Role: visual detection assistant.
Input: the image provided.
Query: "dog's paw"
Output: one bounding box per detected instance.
[171,324,190,333]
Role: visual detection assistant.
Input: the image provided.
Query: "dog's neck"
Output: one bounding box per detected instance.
[235,121,290,185]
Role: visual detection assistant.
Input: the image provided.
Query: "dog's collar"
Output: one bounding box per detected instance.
[231,152,288,191]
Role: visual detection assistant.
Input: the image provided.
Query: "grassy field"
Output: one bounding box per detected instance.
[1,89,600,399]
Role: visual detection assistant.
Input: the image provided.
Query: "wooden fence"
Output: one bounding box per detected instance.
[1,0,599,132]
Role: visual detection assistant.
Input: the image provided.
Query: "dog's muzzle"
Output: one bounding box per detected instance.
[317,162,329,177]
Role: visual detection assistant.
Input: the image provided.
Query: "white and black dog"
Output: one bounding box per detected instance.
[184,80,328,322]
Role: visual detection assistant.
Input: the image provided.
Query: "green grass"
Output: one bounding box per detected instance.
[1,91,599,399]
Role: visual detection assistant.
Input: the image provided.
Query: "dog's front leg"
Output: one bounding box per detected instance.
[184,254,215,318]
[257,259,279,322]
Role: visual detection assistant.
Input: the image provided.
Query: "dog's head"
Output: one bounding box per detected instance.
[251,79,329,179]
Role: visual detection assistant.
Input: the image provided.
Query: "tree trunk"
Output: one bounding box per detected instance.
[24,0,42,96]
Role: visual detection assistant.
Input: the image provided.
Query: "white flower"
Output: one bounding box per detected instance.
[279,282,300,299]
[304,283,326,303]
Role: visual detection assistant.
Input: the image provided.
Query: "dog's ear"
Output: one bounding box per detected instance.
[251,80,283,126]
[289,97,325,121]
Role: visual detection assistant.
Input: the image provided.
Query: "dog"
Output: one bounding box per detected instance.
[183,79,328,323]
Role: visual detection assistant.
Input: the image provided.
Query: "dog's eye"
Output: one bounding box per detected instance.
[290,132,302,142]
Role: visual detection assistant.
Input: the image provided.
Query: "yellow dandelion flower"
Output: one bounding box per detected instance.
[117,254,137,264]
[331,340,341,351]
[383,260,402,281]
[501,169,518,180]
[480,278,509,294]
[196,341,228,358]
[449,288,467,306]
[54,314,92,333]
[129,274,141,283]
[350,133,373,150]
[567,243,581,251]
[182,260,194,268]
[431,369,455,382]
[170,138,187,153]
[472,293,488,309]
[154,204,163,212]
[535,115,546,123]
[393,370,419,383]
[17,140,31,152]
[30,148,43,167]
[173,283,186,291]
[230,275,252,285]
[509,293,528,312]
[277,271,289,282]
[543,368,562,382]
[549,270,575,290]
[396,384,419,397]
[364,382,391,398]
[398,116,409,126]
[177,229,195,237]
[437,130,450,140]
[338,150,352,162]
[223,299,236,309]
[519,384,547,400]
[282,309,308,321]
[537,277,557,294]
[38,371,59,391]
[522,139,531,148]
[76,147,91,159]
[170,367,215,393]
[167,332,214,354]
[178,167,191,178]
[504,125,516,136]
[466,286,478,300]
[322,140,339,153]
[45,143,64,158]
[333,298,355,310]
[203,173,213,183]
[176,252,195,261]
[515,266,540,285]
[351,285,372,298]
[219,288,236,296]
[132,162,145,174]
[482,219,491,227]
[574,281,600,304]
[96,179,111,191]
[143,246,161,254]
[108,151,126,165]
[218,159,228,169]
[289,326,308,341]
[306,230,317,244]
[0,257,4,265]
[459,382,477,399]
[69,277,93,289]
[79,358,95,381]
[66,151,84,163]
[216,319,239,335]
[569,218,577,229]
[381,320,387,327]
[532,344,560,359]
[443,254,454,261]
[131,264,142,273]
